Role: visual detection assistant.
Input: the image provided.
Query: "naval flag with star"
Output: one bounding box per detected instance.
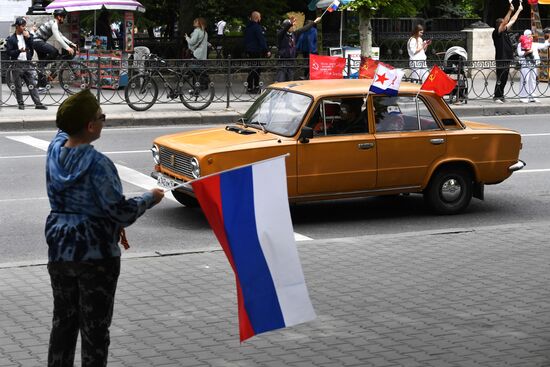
[369,63,404,96]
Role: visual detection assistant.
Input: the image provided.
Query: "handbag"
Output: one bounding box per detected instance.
[183,48,194,59]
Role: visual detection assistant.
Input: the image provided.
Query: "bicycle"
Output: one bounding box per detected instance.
[38,49,93,95]
[124,54,215,111]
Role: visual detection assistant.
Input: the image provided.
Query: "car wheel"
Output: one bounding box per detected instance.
[424,168,472,215]
[171,190,199,208]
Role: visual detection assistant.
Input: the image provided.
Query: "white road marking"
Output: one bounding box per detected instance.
[516,169,550,173]
[522,133,550,137]
[0,150,149,160]
[4,135,313,241]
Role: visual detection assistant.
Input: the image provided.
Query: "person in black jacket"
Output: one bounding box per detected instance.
[6,17,47,110]
[243,11,271,94]
[276,16,321,82]
[492,1,522,103]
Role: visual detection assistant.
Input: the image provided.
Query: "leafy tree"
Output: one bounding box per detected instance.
[346,0,425,56]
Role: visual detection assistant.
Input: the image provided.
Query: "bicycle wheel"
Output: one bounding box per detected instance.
[58,61,92,94]
[125,74,158,111]
[178,71,215,111]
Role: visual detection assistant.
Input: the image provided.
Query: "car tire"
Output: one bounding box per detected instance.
[171,189,199,208]
[424,168,472,215]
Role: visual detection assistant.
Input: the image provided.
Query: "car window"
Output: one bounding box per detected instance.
[306,97,368,136]
[244,89,312,136]
[373,95,440,133]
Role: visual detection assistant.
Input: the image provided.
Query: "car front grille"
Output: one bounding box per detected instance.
[159,146,194,178]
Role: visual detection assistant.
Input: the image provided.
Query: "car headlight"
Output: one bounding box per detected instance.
[191,157,200,179]
[151,144,159,164]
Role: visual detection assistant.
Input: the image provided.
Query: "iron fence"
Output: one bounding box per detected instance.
[2,56,550,109]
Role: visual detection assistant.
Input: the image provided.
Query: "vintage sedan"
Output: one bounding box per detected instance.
[151,79,524,214]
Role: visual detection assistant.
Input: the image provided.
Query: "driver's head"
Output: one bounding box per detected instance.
[340,99,362,121]
[53,9,67,23]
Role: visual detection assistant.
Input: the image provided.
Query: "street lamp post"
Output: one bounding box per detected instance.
[27,0,49,15]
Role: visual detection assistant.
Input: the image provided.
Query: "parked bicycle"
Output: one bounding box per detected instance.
[37,49,93,95]
[124,54,215,111]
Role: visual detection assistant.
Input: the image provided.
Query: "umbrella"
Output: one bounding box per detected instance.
[45,0,146,13]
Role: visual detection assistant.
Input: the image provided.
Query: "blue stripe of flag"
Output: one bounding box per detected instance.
[369,85,398,96]
[220,166,286,334]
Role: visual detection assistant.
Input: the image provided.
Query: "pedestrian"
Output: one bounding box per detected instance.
[244,11,271,94]
[492,1,522,103]
[45,89,164,366]
[185,17,210,89]
[5,17,47,110]
[276,16,321,82]
[296,19,318,79]
[517,29,550,103]
[407,24,431,83]
[185,17,209,60]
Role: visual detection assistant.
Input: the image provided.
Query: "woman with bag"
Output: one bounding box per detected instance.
[185,17,210,90]
[185,17,208,60]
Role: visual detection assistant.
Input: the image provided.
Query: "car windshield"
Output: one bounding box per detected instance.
[242,89,312,136]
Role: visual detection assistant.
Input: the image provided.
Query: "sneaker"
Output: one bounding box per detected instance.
[531,98,541,103]
[520,98,530,103]
[493,98,504,104]
[35,105,47,110]
[37,87,48,94]
[18,104,25,110]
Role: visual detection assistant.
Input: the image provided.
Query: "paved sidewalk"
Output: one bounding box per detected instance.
[1,221,549,366]
[1,94,550,131]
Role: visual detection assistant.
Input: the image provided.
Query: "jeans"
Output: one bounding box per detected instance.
[47,257,120,367]
[494,60,511,99]
[10,61,42,106]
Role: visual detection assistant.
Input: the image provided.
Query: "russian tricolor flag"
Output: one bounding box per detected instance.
[190,156,316,341]
[327,0,340,12]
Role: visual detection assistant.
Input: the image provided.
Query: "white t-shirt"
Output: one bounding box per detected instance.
[407,37,426,61]
[216,20,226,36]
[16,34,27,61]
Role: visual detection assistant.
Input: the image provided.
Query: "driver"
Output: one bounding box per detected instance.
[32,9,77,61]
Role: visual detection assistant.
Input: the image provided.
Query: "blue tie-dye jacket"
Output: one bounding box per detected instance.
[45,131,156,262]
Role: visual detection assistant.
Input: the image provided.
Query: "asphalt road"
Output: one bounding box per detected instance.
[1,115,549,264]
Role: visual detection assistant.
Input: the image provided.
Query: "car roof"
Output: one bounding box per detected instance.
[269,79,425,97]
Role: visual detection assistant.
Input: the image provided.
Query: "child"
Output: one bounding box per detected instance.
[519,29,534,60]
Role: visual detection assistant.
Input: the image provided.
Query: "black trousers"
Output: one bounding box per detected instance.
[33,41,59,87]
[11,62,42,106]
[47,257,120,367]
[246,52,263,91]
[494,60,511,99]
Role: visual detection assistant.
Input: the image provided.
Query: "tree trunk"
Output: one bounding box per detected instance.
[358,15,372,57]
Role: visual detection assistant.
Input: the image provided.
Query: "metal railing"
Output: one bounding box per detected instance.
[2,56,550,109]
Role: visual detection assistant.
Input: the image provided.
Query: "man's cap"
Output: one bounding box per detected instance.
[56,89,100,135]
[13,17,26,26]
[524,29,532,36]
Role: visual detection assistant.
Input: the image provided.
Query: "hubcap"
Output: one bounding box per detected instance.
[441,178,462,202]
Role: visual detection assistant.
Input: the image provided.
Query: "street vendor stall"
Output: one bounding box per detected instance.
[45,0,146,88]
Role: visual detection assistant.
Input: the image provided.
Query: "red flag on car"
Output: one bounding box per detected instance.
[359,57,378,79]
[309,54,346,80]
[420,65,457,97]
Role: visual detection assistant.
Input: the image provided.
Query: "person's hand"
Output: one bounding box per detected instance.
[314,17,322,23]
[518,3,523,11]
[22,30,30,38]
[290,16,296,25]
[20,47,26,52]
[266,51,271,58]
[67,47,75,56]
[150,188,165,205]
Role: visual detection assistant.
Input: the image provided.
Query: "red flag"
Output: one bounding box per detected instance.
[421,65,457,97]
[359,57,378,79]
[309,54,346,80]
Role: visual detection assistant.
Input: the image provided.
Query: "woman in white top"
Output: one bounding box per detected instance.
[516,29,550,103]
[407,24,431,82]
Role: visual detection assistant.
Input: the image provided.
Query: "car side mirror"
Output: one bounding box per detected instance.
[299,126,314,143]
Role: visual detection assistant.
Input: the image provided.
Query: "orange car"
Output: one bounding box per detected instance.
[151,79,524,214]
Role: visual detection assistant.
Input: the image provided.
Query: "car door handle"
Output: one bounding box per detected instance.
[358,142,375,150]
[430,138,445,145]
